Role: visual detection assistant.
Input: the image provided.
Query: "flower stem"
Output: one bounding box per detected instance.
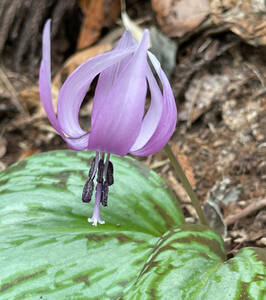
[164,144,208,226]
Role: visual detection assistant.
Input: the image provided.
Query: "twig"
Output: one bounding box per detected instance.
[0,65,29,115]
[226,198,266,226]
[150,159,169,169]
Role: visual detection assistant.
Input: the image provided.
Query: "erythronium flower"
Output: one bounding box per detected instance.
[39,20,177,226]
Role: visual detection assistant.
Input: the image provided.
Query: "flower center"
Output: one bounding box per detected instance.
[82,152,114,226]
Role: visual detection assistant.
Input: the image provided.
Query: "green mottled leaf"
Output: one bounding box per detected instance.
[123,225,266,300]
[0,150,265,300]
[0,150,184,299]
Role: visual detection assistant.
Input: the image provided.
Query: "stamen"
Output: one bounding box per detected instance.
[83,152,114,225]
[82,179,94,203]
[106,161,114,186]
[88,158,96,179]
[103,153,110,179]
[88,152,100,180]
[88,182,105,226]
[82,153,99,203]
[103,153,114,186]
[97,159,104,183]
[100,181,109,206]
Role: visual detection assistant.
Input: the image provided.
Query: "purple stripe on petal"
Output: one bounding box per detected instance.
[130,51,177,156]
[57,47,136,139]
[89,30,150,156]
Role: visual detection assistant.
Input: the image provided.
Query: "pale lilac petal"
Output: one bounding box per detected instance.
[63,133,90,150]
[57,46,136,139]
[39,20,92,150]
[39,20,61,134]
[115,30,138,49]
[88,30,150,156]
[129,63,163,152]
[91,31,137,126]
[130,51,177,156]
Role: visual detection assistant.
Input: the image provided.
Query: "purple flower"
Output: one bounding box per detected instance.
[39,20,177,226]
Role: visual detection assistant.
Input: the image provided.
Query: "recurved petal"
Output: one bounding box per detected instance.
[92,31,137,126]
[64,133,90,150]
[39,20,91,151]
[57,46,136,139]
[130,51,177,156]
[39,20,61,134]
[115,30,138,49]
[88,30,150,156]
[129,63,163,152]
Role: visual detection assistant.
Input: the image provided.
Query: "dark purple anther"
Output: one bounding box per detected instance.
[97,159,104,183]
[88,157,96,180]
[82,179,94,203]
[101,181,109,207]
[106,161,114,186]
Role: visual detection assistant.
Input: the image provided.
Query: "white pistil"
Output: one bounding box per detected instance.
[88,182,105,226]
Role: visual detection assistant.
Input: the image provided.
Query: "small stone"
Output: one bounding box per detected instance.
[238,201,246,208]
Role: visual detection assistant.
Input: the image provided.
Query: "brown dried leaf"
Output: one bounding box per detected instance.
[152,0,210,37]
[170,144,196,187]
[179,73,230,123]
[19,86,58,117]
[168,171,198,219]
[17,145,38,161]
[77,0,120,49]
[210,0,266,46]
[168,171,192,203]
[20,88,40,109]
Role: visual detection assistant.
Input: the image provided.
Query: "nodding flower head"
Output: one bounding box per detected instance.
[39,20,177,226]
